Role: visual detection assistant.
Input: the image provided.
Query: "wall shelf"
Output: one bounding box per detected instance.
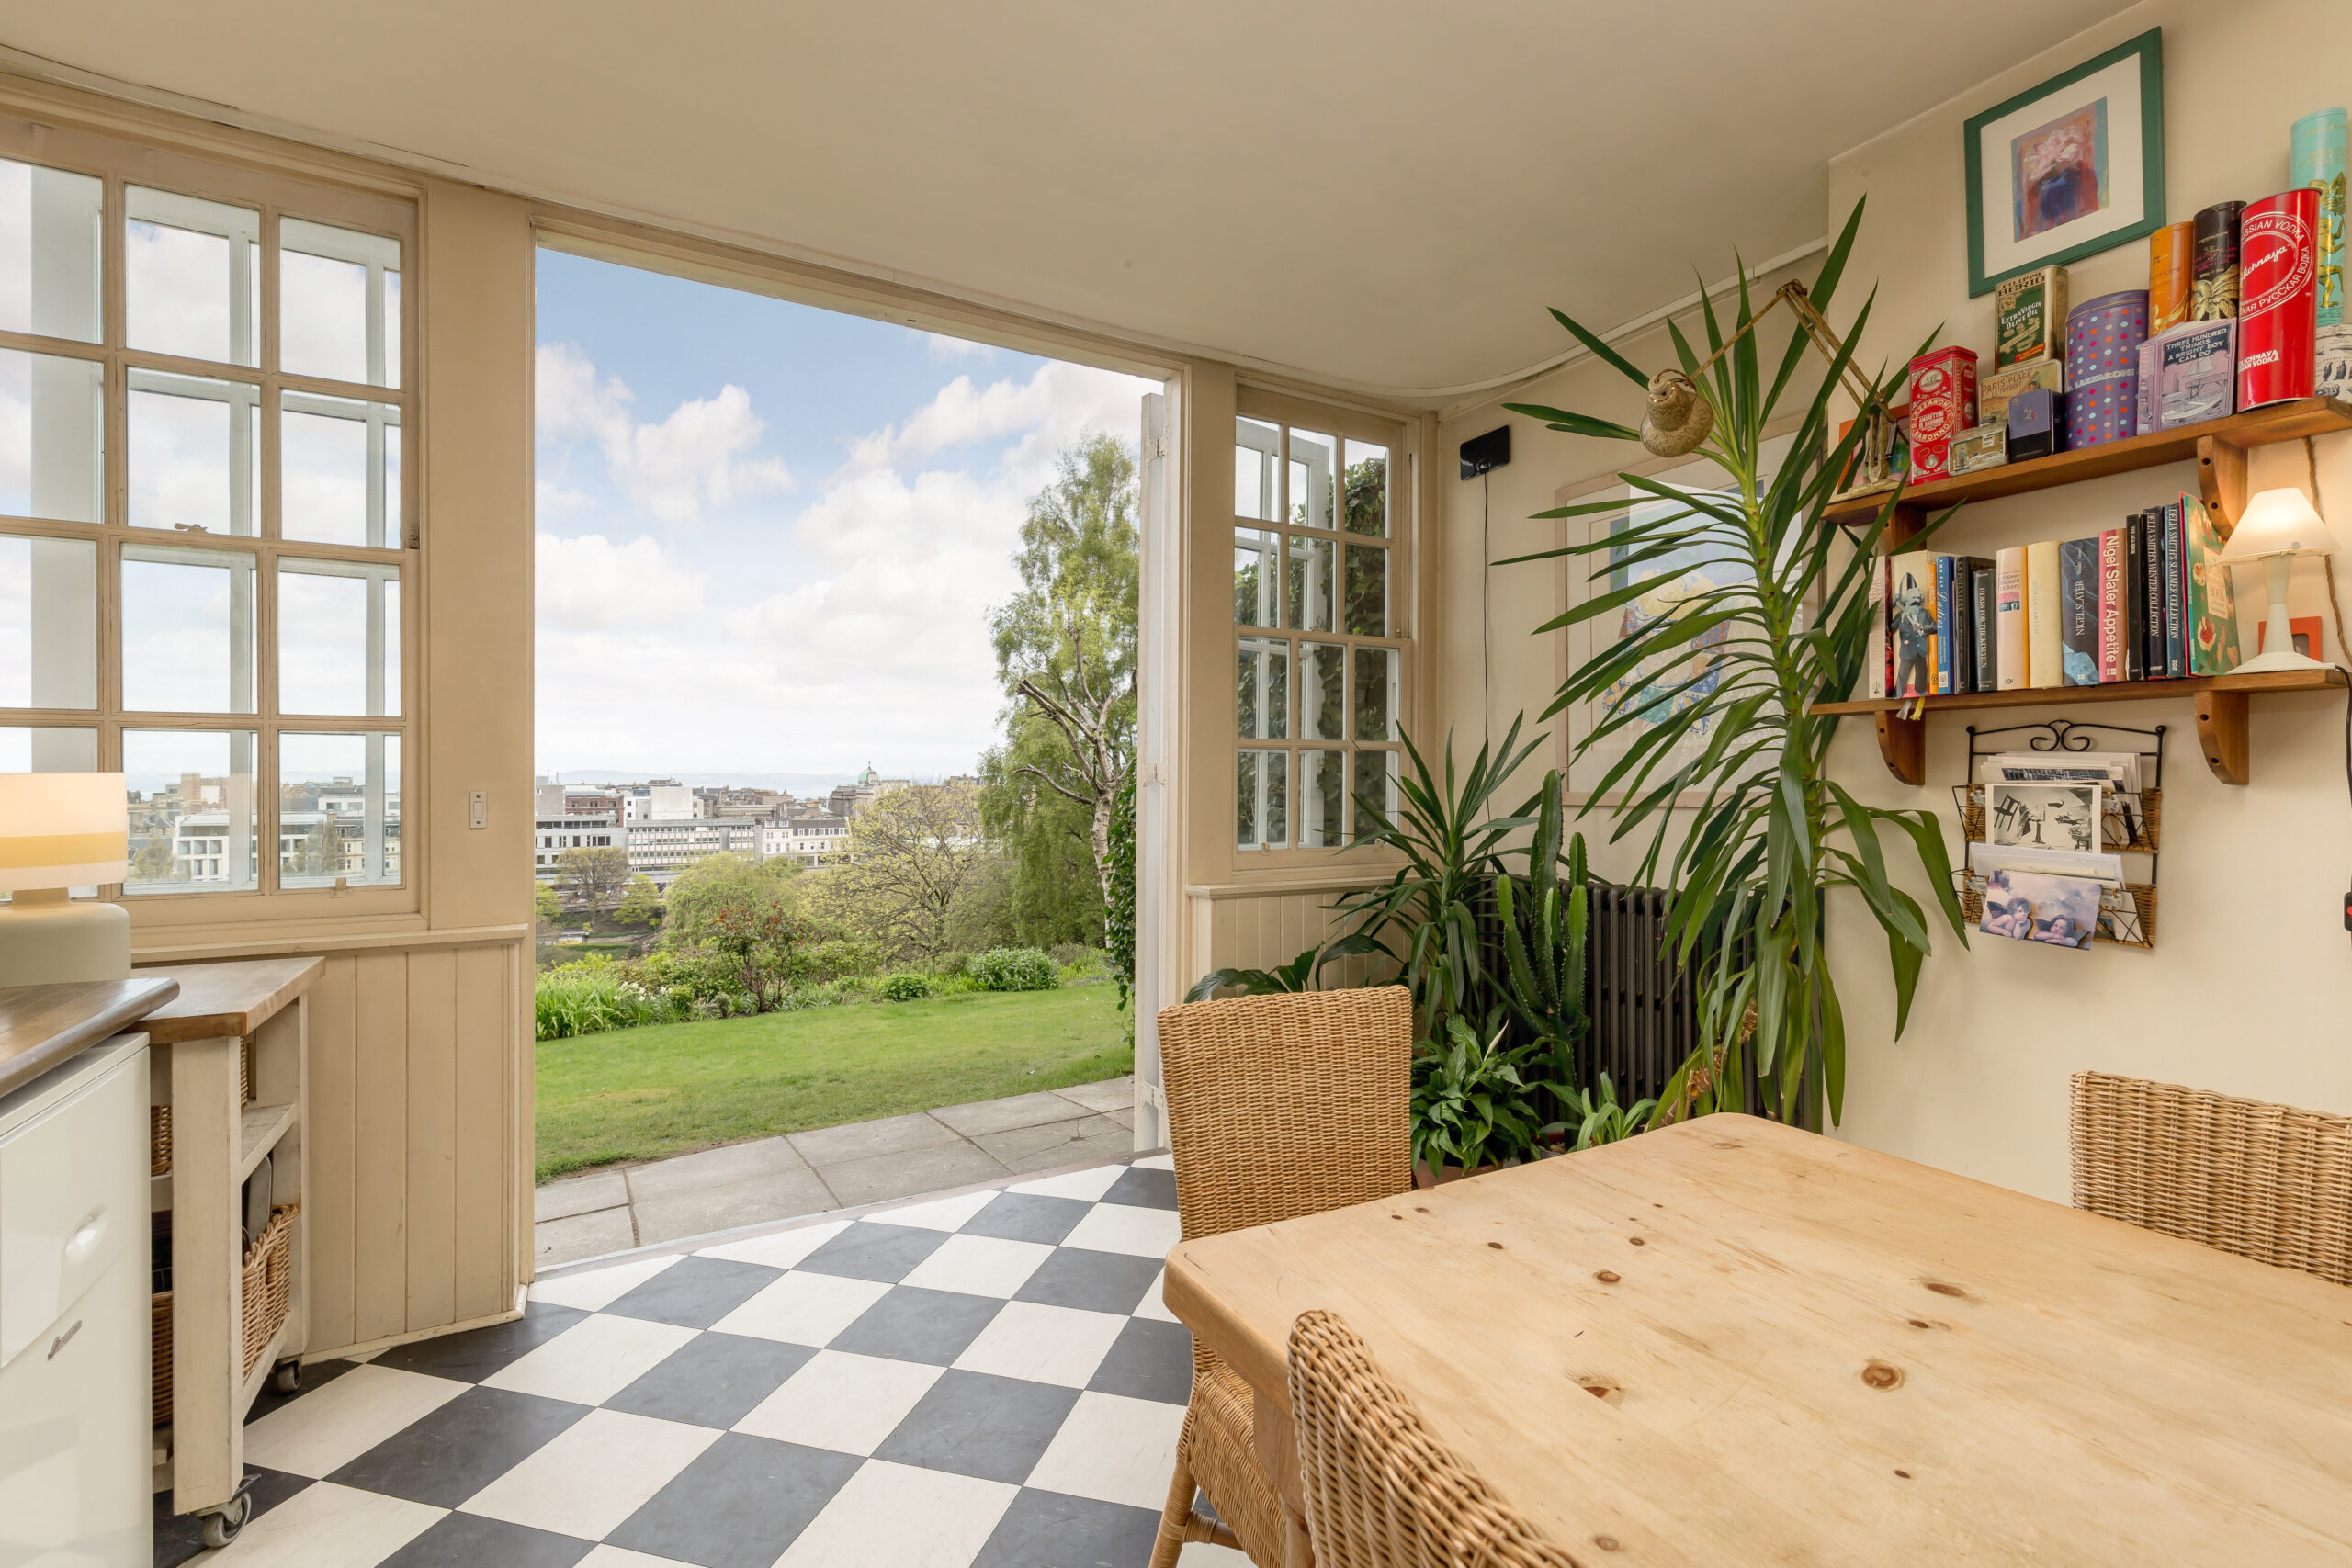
[1813,668,2348,786]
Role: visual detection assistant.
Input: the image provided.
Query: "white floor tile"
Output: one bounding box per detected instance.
[529,1253,683,1312]
[1133,1268,1178,1324]
[952,1300,1126,1388]
[1009,1165,1125,1201]
[695,1218,851,1269]
[240,1364,468,1478]
[1061,1201,1182,1258]
[734,1348,944,1455]
[710,1269,892,1346]
[775,1458,1018,1568]
[1132,1152,1175,1171]
[209,1481,444,1568]
[1025,1390,1188,1510]
[480,1311,699,1405]
[1178,1544,1250,1564]
[459,1407,719,1540]
[899,1233,1055,1298]
[864,1188,1001,1232]
[578,1549,702,1568]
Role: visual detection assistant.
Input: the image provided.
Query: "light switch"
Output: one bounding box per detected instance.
[469,790,488,830]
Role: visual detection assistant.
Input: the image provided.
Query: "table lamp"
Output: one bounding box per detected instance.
[2221,488,2340,673]
[0,773,130,987]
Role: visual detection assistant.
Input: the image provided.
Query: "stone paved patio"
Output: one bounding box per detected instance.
[534,1076,1141,1267]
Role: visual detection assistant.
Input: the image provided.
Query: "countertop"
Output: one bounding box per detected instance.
[0,976,181,1099]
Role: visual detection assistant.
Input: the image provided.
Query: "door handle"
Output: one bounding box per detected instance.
[61,1209,107,1269]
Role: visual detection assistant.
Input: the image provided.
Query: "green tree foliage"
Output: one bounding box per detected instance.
[1102,776,1136,1006]
[802,783,990,964]
[662,852,799,950]
[978,728,1102,950]
[554,844,631,910]
[534,884,562,930]
[614,874,662,930]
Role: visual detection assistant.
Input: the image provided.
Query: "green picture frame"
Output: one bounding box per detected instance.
[1964,28,2165,297]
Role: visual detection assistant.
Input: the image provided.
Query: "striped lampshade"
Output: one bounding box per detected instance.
[0,773,128,890]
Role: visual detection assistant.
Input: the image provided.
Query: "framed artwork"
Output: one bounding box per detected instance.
[1964,28,2165,297]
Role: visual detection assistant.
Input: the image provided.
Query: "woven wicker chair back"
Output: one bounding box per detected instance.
[1287,1309,1579,1568]
[2071,1070,2352,1287]
[1156,987,1414,1243]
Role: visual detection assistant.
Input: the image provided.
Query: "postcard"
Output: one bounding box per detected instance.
[1980,868,2100,950]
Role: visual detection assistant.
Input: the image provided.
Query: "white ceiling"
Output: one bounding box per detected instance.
[0,2,2134,400]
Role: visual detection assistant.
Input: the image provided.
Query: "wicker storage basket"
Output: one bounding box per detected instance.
[150,1202,300,1427]
[147,1050,251,1179]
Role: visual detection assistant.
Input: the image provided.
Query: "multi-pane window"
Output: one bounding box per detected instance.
[0,138,412,905]
[1233,411,1403,852]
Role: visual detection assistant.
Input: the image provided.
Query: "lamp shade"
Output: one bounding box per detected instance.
[2219,487,2339,561]
[0,773,128,891]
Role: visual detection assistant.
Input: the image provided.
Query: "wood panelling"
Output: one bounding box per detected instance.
[1186,887,1387,996]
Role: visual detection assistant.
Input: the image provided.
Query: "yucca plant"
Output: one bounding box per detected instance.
[1493,771,1589,1120]
[1499,198,1966,1128]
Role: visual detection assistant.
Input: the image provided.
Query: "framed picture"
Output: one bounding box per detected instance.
[1964,28,2165,297]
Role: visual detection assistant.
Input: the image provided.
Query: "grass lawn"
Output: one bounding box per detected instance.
[535,983,1133,1181]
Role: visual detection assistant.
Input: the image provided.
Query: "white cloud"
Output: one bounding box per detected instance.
[537,531,708,626]
[839,359,1158,495]
[534,479,595,519]
[924,333,994,362]
[537,342,794,525]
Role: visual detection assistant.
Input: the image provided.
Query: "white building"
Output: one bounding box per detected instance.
[759,814,851,863]
[624,784,702,822]
[625,818,760,883]
[535,812,620,880]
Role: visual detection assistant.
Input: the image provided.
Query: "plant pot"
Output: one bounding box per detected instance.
[1413,1160,1503,1189]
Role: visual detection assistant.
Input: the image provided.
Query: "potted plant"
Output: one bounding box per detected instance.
[1409,1011,1562,1184]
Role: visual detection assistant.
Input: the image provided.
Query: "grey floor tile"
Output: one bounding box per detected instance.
[1013,1248,1164,1316]
[375,1512,592,1568]
[873,1369,1082,1485]
[962,1191,1093,1246]
[1051,1077,1136,1116]
[1000,1134,1136,1176]
[787,1111,960,1167]
[605,1433,864,1568]
[535,1205,635,1268]
[812,1140,1011,1209]
[629,1169,838,1248]
[795,1220,951,1282]
[371,1303,589,1383]
[1099,1165,1178,1213]
[971,1114,1128,1165]
[325,1386,590,1507]
[828,1285,1005,1366]
[624,1135,808,1197]
[605,1332,815,1429]
[929,1091,1094,1137]
[971,1487,1162,1568]
[1086,1318,1194,1405]
[603,1256,786,1329]
[535,1169,628,1222]
[153,1466,311,1568]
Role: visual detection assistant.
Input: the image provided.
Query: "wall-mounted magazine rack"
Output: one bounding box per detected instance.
[1949,717,2164,950]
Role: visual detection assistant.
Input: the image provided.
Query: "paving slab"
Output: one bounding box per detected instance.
[811,1140,1012,1210]
[630,1168,839,1247]
[623,1134,808,1197]
[535,1169,629,1223]
[970,1113,1131,1166]
[786,1110,962,1166]
[536,1206,635,1268]
[928,1090,1094,1138]
[1000,1131,1136,1176]
[1052,1077,1136,1115]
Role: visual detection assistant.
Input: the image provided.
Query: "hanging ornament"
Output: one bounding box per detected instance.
[1640,369,1713,457]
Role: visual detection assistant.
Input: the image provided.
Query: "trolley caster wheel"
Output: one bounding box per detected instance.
[198,1492,252,1550]
[271,1359,300,1394]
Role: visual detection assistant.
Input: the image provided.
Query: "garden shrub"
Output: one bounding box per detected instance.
[879,973,932,1002]
[535,957,684,1041]
[968,947,1058,992]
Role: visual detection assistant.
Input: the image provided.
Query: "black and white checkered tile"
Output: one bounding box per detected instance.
[164,1155,1244,1568]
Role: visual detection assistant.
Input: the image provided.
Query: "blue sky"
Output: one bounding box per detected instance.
[533,248,1155,784]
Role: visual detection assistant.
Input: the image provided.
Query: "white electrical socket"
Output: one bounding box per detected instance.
[469,790,488,829]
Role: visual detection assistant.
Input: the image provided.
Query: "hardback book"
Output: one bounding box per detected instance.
[2027,538,2063,687]
[1866,554,1891,701]
[2139,508,2165,678]
[2059,536,2101,685]
[2162,501,2186,679]
[1889,550,1937,699]
[2097,529,2128,684]
[1995,547,2028,690]
[1972,567,1996,692]
[1935,556,1959,694]
[2122,514,2146,682]
[2184,494,2242,675]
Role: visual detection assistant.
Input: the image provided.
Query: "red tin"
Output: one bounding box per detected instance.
[2238,188,2319,409]
[1904,346,1979,485]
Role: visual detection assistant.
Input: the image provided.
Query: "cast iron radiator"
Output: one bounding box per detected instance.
[1583,885,1700,1104]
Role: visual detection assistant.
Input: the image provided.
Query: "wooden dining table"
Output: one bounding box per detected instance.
[1161,1113,2352,1566]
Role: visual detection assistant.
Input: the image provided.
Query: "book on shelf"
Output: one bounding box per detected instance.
[1995,547,2028,690]
[2060,536,2101,685]
[2122,513,2146,682]
[2097,529,2128,684]
[2138,508,2165,679]
[1866,553,1890,700]
[1890,549,1937,700]
[2185,494,2242,675]
[1972,567,1997,693]
[2027,539,2062,688]
[1936,557,1959,694]
[2160,502,2186,679]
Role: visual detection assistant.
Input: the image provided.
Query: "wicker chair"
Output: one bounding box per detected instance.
[1148,986,1415,1568]
[2070,1070,2352,1287]
[1286,1309,1579,1568]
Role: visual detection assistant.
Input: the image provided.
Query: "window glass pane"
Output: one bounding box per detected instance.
[125,187,258,367]
[0,533,96,707]
[1298,641,1345,742]
[1288,429,1336,531]
[1344,440,1388,536]
[280,218,401,389]
[1235,417,1280,521]
[1285,534,1334,633]
[1298,750,1345,850]
[0,727,101,896]
[122,728,257,892]
[283,392,400,547]
[280,731,401,887]
[121,544,256,714]
[1233,528,1278,626]
[279,558,401,716]
[1238,748,1288,851]
[1345,543,1389,637]
[1353,750,1396,840]
[129,370,258,536]
[1238,636,1288,740]
[1353,646,1397,742]
[0,159,101,343]
[0,349,103,523]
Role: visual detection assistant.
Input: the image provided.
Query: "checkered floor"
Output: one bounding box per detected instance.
[162,1155,1245,1568]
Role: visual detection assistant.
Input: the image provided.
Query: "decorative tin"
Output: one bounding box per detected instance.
[2149,221,2195,333]
[1950,425,2008,475]
[2238,188,2319,409]
[2064,290,2150,447]
[2192,201,2245,320]
[2138,319,2236,429]
[2007,388,2060,463]
[1905,347,1979,485]
[1994,265,2067,367]
[2292,109,2349,390]
[1979,359,2064,429]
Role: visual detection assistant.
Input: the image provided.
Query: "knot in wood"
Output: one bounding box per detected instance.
[1860,1360,1905,1390]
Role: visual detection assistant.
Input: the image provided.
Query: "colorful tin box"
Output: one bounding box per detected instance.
[1905,347,1979,485]
[2138,319,2236,430]
[1994,266,2067,367]
[1979,359,2064,430]
[1949,425,2008,475]
[2064,290,2149,447]
[2238,188,2319,409]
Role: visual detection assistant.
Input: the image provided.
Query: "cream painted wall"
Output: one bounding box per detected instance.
[1440,0,2352,1202]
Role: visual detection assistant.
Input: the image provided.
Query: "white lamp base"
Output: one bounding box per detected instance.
[2236,551,2328,674]
[2232,648,2329,673]
[0,889,131,988]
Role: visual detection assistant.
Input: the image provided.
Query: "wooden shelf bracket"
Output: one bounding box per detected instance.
[2194,687,2249,784]
[1875,710,1926,786]
[2196,433,2248,536]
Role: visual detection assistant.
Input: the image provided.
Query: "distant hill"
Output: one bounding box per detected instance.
[540,770,863,792]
